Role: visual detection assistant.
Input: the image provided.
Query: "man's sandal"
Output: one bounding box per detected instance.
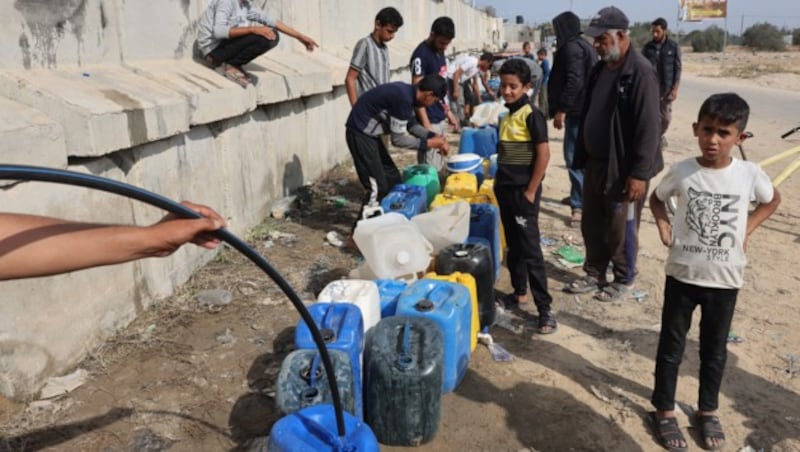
[217,63,250,88]
[695,413,726,451]
[647,412,688,452]
[594,282,633,302]
[564,276,603,294]
[536,312,558,335]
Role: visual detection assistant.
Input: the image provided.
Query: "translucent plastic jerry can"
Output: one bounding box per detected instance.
[365,316,443,446]
[430,192,466,209]
[317,279,380,335]
[276,349,356,417]
[395,279,471,393]
[294,303,364,419]
[353,212,433,280]
[458,127,477,154]
[410,199,470,254]
[473,126,498,158]
[436,243,496,328]
[423,271,478,352]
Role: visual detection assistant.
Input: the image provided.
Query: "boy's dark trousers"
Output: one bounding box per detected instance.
[345,128,402,231]
[493,184,552,313]
[651,276,739,412]
[580,161,647,285]
[208,33,280,67]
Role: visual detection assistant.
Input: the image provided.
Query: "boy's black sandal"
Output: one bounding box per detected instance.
[536,312,557,335]
[695,414,725,450]
[647,412,688,452]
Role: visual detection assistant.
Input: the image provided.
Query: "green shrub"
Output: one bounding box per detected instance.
[792,28,800,46]
[687,26,725,52]
[742,22,786,51]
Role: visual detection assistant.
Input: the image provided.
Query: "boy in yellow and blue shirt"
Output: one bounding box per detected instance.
[493,59,556,334]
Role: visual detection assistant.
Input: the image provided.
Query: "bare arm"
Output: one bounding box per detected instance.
[345,67,360,107]
[649,191,673,247]
[274,21,318,51]
[0,202,225,281]
[746,187,781,248]
[524,142,550,202]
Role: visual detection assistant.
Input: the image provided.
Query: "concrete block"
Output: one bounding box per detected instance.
[123,131,225,301]
[132,60,257,126]
[0,65,190,157]
[0,97,67,169]
[303,48,350,88]
[0,158,140,400]
[251,50,331,105]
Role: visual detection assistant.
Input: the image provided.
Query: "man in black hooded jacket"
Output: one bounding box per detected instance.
[548,11,597,227]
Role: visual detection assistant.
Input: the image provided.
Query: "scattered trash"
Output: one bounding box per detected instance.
[39,368,89,399]
[325,231,344,248]
[783,354,799,378]
[129,428,175,451]
[270,195,297,219]
[195,289,233,307]
[589,385,610,403]
[270,230,297,246]
[540,236,557,246]
[555,245,584,264]
[215,328,236,346]
[557,258,583,269]
[738,446,764,452]
[140,323,157,341]
[327,196,348,208]
[631,290,647,303]
[477,332,514,362]
[727,331,744,344]
[263,240,274,249]
[494,307,524,334]
[81,72,90,77]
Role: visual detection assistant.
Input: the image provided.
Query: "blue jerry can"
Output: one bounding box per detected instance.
[295,303,364,419]
[375,279,408,318]
[268,404,379,451]
[380,184,427,219]
[468,203,501,282]
[394,279,471,393]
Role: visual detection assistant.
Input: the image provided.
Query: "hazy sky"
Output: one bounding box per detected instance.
[474,0,800,34]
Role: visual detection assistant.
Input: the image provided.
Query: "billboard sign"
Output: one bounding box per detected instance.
[681,0,728,21]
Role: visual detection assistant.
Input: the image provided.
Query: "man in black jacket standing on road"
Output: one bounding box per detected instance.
[549,11,597,228]
[643,17,682,145]
[565,6,662,303]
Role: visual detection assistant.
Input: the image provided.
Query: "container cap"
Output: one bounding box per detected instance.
[320,327,336,343]
[396,251,410,265]
[415,299,434,312]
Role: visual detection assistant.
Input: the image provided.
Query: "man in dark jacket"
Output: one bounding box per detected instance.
[642,17,682,142]
[566,6,662,303]
[548,11,598,227]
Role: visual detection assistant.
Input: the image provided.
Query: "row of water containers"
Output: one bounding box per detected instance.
[269,151,508,449]
[269,269,493,449]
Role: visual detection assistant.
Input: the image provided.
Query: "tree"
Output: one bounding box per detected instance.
[793,28,800,46]
[629,21,652,49]
[742,22,786,51]
[686,26,725,52]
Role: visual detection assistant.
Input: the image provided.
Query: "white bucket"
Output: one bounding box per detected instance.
[317,280,381,334]
[353,213,433,280]
[410,199,471,253]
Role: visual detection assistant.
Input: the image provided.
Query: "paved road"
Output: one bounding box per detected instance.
[679,75,800,156]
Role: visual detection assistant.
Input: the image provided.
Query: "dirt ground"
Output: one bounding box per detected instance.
[2,50,800,452]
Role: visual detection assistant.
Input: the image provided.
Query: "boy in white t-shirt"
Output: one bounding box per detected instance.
[648,93,781,451]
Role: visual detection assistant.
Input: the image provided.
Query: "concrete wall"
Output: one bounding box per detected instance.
[0,1,502,399]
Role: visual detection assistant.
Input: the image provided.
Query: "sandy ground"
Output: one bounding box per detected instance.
[1,51,799,452]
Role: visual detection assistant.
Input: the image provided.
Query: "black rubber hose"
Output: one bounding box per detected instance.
[0,164,347,437]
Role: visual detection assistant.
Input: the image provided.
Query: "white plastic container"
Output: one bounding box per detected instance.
[411,200,471,253]
[317,280,381,335]
[353,213,433,280]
